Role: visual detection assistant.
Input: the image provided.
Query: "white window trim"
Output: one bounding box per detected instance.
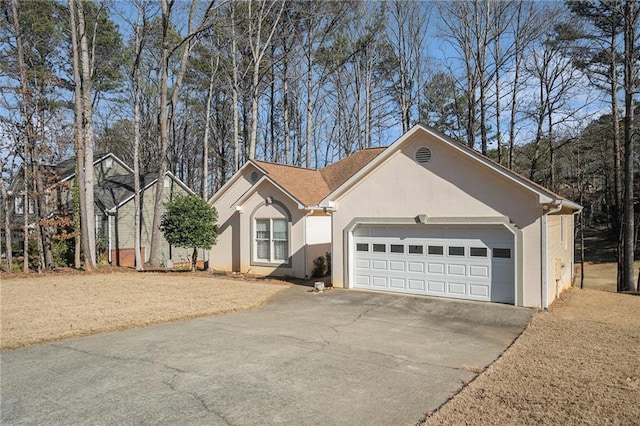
[14,196,24,215]
[253,218,290,265]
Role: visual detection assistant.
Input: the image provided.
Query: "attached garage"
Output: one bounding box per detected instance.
[352,225,515,304]
[209,123,581,308]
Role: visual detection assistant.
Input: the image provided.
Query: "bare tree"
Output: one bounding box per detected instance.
[622,0,639,292]
[507,1,540,168]
[202,54,219,199]
[388,0,429,133]
[69,0,97,270]
[246,0,285,161]
[148,0,216,266]
[437,0,480,150]
[0,157,12,270]
[525,27,584,189]
[130,2,149,271]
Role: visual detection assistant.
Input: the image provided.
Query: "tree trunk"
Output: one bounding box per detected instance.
[230,3,241,171]
[191,246,197,272]
[149,0,206,266]
[202,58,216,199]
[28,156,45,272]
[249,68,260,160]
[1,170,13,271]
[69,0,89,270]
[10,0,33,272]
[508,3,524,170]
[132,7,145,271]
[78,0,96,270]
[306,50,313,168]
[283,62,290,164]
[22,191,28,273]
[148,19,170,266]
[622,0,637,292]
[494,27,502,164]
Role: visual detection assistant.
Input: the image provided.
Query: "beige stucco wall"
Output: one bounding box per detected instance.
[306,215,332,276]
[210,164,262,273]
[239,185,302,277]
[329,131,546,307]
[210,165,332,279]
[546,212,575,306]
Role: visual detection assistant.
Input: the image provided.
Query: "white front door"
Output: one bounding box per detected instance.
[352,225,515,304]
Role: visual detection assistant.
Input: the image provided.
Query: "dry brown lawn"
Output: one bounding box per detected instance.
[575,261,640,293]
[0,271,288,351]
[422,265,640,425]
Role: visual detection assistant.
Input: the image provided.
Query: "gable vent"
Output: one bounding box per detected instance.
[415,147,432,164]
[250,171,259,183]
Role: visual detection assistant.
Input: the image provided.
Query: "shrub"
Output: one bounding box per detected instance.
[51,240,69,267]
[325,252,331,275]
[161,194,218,271]
[311,255,326,278]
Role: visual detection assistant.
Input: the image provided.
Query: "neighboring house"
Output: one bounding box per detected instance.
[209,124,581,308]
[4,153,198,268]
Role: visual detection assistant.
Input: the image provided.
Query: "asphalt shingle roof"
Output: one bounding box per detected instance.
[252,147,386,206]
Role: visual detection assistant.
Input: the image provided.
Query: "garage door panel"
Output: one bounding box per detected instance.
[447,282,466,295]
[427,281,445,293]
[408,279,425,290]
[356,275,370,287]
[371,260,387,270]
[427,263,445,274]
[372,276,387,288]
[469,265,489,278]
[389,261,405,272]
[469,284,489,297]
[447,264,466,276]
[408,262,425,273]
[389,278,405,289]
[353,225,515,304]
[356,259,370,269]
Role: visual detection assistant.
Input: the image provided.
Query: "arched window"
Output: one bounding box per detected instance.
[251,198,292,266]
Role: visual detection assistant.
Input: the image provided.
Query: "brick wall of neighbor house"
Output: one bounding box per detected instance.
[546,210,575,306]
[115,177,193,267]
[329,131,546,307]
[111,247,146,268]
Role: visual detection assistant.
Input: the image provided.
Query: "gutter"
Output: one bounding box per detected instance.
[541,201,563,310]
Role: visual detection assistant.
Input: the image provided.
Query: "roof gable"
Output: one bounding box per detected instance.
[320,124,581,211]
[252,161,330,206]
[250,148,386,207]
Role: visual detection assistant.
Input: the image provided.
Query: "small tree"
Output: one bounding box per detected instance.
[160,194,218,271]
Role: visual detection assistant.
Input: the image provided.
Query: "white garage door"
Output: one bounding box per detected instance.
[353,225,515,304]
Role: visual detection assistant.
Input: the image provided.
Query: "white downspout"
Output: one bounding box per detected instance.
[542,202,563,310]
[303,214,308,278]
[108,214,112,264]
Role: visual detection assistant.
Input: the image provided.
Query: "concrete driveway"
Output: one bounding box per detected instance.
[1,285,533,425]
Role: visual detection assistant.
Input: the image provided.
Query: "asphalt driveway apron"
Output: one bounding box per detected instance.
[1,285,533,425]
